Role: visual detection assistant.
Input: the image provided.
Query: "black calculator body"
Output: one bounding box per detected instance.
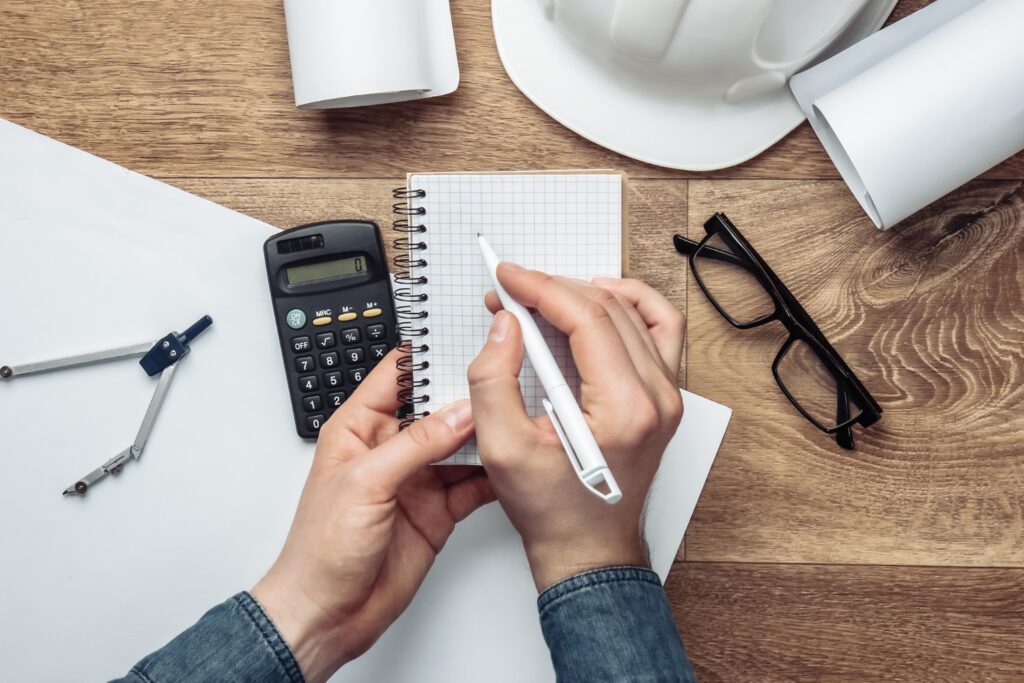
[264,220,399,439]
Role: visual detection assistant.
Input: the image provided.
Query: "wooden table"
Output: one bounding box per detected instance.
[2,0,1021,679]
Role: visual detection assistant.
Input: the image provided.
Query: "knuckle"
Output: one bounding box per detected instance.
[588,286,617,307]
[581,297,612,323]
[665,388,684,426]
[404,419,438,450]
[466,355,489,386]
[631,398,662,443]
[673,309,687,336]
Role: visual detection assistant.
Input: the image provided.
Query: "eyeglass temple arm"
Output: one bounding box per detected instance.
[835,383,854,450]
[673,234,753,270]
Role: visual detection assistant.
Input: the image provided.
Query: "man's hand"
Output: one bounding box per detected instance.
[252,351,494,683]
[469,266,685,591]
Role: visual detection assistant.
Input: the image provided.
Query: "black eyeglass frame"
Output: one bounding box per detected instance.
[674,213,882,450]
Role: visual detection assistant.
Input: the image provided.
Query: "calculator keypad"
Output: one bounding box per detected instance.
[282,303,396,437]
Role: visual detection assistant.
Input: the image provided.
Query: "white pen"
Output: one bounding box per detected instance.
[478,234,622,504]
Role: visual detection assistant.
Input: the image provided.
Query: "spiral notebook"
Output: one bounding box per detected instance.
[392,171,627,464]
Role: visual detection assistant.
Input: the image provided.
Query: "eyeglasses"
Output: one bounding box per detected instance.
[674,213,881,450]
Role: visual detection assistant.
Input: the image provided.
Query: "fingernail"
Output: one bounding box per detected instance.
[500,261,524,272]
[440,399,473,432]
[489,310,512,342]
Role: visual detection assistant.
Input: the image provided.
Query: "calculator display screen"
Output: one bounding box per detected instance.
[286,256,366,285]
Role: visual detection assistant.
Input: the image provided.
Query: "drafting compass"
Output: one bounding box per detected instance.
[1,315,212,496]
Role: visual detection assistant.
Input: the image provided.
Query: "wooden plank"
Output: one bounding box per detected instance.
[3,0,1021,179]
[683,179,1024,566]
[665,562,1024,682]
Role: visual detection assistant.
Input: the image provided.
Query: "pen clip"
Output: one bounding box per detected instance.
[543,398,622,505]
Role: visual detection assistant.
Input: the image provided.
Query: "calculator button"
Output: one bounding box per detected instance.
[315,332,336,349]
[306,415,326,432]
[363,308,383,318]
[348,367,367,384]
[302,395,323,412]
[313,316,332,326]
[341,328,361,344]
[295,355,315,373]
[298,375,319,392]
[291,336,311,353]
[338,312,358,322]
[323,371,343,389]
[369,344,388,362]
[286,309,307,329]
[327,391,346,408]
[320,352,340,369]
[367,324,386,341]
[344,347,364,364]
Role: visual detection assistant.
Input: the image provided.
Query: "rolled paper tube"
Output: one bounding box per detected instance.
[793,0,1024,230]
[282,0,459,109]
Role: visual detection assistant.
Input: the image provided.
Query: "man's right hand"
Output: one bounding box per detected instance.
[468,265,686,591]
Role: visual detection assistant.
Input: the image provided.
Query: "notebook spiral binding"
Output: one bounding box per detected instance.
[392,187,430,428]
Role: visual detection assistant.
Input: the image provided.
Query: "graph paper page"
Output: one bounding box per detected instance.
[407,173,623,464]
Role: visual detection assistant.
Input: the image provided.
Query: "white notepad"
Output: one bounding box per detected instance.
[403,172,625,464]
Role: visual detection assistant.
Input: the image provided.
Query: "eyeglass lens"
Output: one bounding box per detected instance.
[776,338,863,429]
[692,233,775,325]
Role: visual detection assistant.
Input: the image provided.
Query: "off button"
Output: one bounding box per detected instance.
[286,309,307,329]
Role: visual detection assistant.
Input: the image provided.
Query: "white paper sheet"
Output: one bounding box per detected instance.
[0,119,731,682]
[283,0,459,108]
[790,0,1024,230]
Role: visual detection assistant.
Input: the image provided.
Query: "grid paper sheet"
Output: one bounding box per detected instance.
[408,173,622,464]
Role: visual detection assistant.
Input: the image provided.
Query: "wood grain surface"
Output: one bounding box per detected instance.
[666,563,1024,681]
[4,0,1024,678]
[2,0,1023,179]
[684,179,1024,568]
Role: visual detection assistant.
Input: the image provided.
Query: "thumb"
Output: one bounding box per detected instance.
[359,399,474,494]
[467,311,535,463]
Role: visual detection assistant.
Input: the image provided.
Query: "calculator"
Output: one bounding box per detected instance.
[264,220,399,439]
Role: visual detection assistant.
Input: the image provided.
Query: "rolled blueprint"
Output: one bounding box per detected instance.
[790,0,1024,230]
[282,0,459,109]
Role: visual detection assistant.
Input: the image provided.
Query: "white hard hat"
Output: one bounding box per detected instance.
[492,0,897,170]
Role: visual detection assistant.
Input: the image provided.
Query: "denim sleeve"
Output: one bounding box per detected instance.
[538,566,697,683]
[110,592,304,683]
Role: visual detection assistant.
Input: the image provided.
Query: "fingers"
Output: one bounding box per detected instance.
[495,264,640,394]
[347,347,406,417]
[467,310,536,459]
[446,472,496,522]
[554,277,668,386]
[592,278,685,377]
[435,464,486,486]
[319,347,404,453]
[356,399,475,495]
[484,289,501,315]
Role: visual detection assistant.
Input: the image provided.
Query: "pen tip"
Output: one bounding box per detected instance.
[476,232,481,237]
